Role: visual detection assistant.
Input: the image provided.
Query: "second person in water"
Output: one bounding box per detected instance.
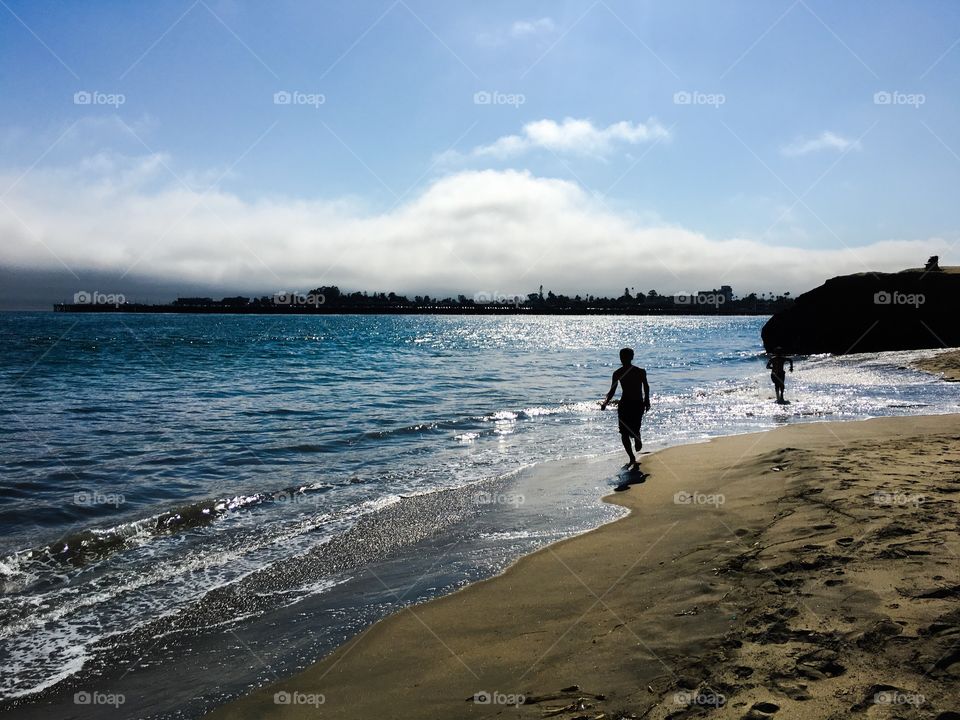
[767,347,794,404]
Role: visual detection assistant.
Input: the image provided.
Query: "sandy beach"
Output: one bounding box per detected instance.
[208,413,960,720]
[913,350,960,382]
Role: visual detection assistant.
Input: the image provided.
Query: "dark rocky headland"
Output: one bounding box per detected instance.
[762,266,959,354]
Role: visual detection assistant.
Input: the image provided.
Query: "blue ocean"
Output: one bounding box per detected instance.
[1,313,958,718]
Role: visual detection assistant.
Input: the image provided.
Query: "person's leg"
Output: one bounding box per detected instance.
[620,432,636,465]
[772,373,784,401]
[618,408,639,466]
[620,410,642,454]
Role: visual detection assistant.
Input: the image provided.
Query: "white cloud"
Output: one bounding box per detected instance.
[0,152,949,299]
[452,117,671,161]
[781,131,861,157]
[510,17,555,37]
[476,16,556,46]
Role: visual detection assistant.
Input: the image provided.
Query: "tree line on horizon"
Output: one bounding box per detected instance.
[160,284,795,312]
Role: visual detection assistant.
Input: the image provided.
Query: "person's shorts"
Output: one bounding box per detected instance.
[617,404,644,438]
[771,371,785,386]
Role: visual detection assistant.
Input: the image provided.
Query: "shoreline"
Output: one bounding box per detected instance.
[207,413,960,719]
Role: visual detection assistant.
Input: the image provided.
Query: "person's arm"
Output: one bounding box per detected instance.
[600,371,618,410]
[789,358,794,372]
[642,370,650,410]
[766,358,773,370]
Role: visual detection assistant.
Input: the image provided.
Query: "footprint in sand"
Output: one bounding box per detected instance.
[795,648,846,680]
[742,700,781,718]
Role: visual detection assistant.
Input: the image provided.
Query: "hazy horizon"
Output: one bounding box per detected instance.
[0,261,938,311]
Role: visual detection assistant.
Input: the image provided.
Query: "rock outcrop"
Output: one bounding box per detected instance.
[761,267,960,355]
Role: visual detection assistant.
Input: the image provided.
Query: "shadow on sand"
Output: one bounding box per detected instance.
[613,466,648,492]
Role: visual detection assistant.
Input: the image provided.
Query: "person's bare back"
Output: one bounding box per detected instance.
[614,365,647,407]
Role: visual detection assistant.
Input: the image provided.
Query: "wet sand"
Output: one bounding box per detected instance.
[914,349,960,382]
[208,414,960,719]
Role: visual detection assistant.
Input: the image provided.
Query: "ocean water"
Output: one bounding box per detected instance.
[1,313,958,718]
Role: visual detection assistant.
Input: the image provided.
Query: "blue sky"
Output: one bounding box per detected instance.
[1,0,959,302]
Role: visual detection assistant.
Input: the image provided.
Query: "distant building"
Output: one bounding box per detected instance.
[695,286,734,304]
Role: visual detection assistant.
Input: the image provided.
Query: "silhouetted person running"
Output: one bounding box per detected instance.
[600,348,650,469]
[766,347,793,404]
